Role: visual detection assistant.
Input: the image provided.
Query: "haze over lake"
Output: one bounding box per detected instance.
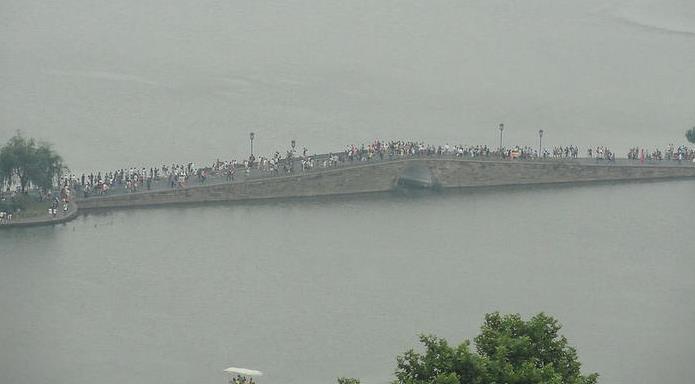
[1,1,694,384]
[2,0,694,168]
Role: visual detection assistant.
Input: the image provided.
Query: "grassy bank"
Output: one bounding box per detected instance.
[1,194,53,220]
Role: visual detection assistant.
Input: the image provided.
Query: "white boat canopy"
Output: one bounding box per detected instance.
[224,367,263,376]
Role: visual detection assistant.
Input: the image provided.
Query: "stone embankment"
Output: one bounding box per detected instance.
[76,158,695,211]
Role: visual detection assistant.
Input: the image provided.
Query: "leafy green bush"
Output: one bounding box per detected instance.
[337,378,361,384]
[393,312,598,384]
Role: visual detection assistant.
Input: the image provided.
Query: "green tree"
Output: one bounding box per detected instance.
[337,377,361,384]
[0,132,66,193]
[686,127,695,144]
[393,312,598,384]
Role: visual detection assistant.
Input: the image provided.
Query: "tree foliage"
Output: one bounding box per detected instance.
[687,127,695,144]
[392,312,598,384]
[337,377,361,384]
[0,132,65,193]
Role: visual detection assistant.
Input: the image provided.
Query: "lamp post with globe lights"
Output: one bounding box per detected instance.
[249,132,255,157]
[498,123,505,154]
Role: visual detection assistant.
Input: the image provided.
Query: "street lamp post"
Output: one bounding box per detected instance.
[249,132,255,157]
[498,123,505,153]
[538,129,544,159]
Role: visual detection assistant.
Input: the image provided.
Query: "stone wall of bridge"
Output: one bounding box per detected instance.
[76,160,410,210]
[426,159,695,188]
[76,159,695,210]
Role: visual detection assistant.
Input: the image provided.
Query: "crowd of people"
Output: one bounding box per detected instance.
[0,209,12,224]
[627,144,694,162]
[56,140,695,198]
[587,146,616,161]
[0,184,72,223]
[332,141,495,162]
[0,191,16,223]
[2,138,693,225]
[62,163,203,197]
[5,139,694,202]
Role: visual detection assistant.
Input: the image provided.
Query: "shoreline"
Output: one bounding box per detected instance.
[0,202,79,229]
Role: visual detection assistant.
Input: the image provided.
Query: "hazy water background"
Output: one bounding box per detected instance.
[1,0,694,170]
[1,1,695,384]
[2,181,695,384]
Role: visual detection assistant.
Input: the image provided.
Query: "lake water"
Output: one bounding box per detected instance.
[1,1,695,384]
[3,181,695,384]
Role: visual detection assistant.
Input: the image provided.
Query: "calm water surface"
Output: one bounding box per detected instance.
[2,180,694,384]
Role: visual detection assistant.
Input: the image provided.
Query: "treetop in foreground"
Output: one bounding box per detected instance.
[687,127,695,144]
[393,312,598,384]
